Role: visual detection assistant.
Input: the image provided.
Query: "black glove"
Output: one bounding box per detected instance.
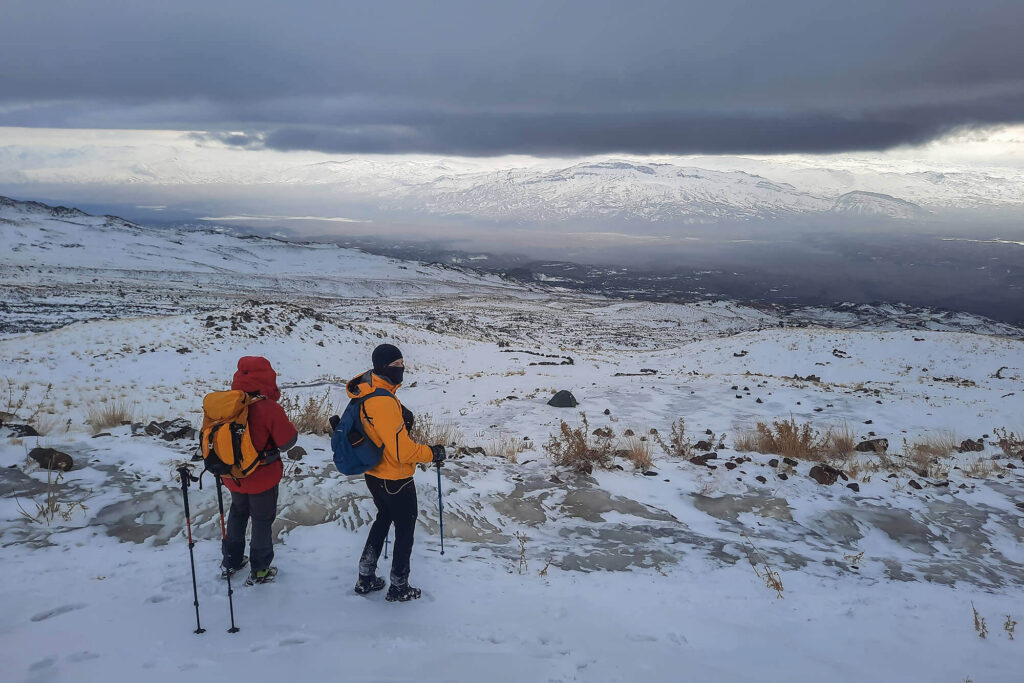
[402,406,416,432]
[329,415,340,431]
[431,444,447,464]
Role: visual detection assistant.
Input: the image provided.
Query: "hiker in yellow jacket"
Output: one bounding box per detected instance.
[339,344,446,602]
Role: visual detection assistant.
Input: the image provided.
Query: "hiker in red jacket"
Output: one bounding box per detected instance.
[220,356,297,585]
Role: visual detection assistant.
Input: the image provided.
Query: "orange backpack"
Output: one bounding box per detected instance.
[199,391,264,479]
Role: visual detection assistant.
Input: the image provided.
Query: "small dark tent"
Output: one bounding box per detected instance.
[547,390,579,408]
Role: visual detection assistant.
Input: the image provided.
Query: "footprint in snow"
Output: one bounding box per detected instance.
[146,595,169,604]
[30,603,88,622]
[29,656,57,672]
[279,637,308,647]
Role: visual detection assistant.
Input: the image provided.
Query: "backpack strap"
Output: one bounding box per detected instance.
[353,388,400,445]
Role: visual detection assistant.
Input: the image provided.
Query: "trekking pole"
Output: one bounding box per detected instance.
[214,475,240,633]
[176,465,205,634]
[436,462,445,556]
[384,534,390,559]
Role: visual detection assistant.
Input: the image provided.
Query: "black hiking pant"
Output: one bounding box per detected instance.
[223,485,278,573]
[360,474,417,587]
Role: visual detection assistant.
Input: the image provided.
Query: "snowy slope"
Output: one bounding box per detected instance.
[1,198,1023,682]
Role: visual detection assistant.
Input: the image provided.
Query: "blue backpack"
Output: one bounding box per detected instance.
[331,388,395,475]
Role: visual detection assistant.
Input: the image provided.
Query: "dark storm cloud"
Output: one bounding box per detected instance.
[2,0,1023,155]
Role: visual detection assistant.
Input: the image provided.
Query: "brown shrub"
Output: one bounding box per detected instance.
[994,427,1023,458]
[744,418,821,460]
[822,424,856,459]
[280,391,335,434]
[543,413,614,473]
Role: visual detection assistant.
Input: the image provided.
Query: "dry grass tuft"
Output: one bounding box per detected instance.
[902,433,957,478]
[543,413,614,473]
[486,434,528,463]
[84,400,137,434]
[280,391,335,434]
[624,436,653,471]
[963,456,1002,479]
[822,424,856,459]
[411,412,464,447]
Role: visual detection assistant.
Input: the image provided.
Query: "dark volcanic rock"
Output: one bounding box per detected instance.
[29,447,74,471]
[7,424,39,437]
[958,439,984,453]
[846,483,860,493]
[782,457,799,467]
[694,440,713,451]
[809,464,842,486]
[145,418,196,441]
[287,446,306,461]
[768,458,780,468]
[908,479,923,490]
[755,475,767,484]
[855,438,888,453]
[689,453,718,467]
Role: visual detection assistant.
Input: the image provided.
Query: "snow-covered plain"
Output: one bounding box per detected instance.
[2,199,1023,682]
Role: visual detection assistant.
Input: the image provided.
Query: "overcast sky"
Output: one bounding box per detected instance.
[2,0,1023,156]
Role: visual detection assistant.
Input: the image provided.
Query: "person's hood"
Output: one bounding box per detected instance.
[346,370,400,399]
[232,356,281,401]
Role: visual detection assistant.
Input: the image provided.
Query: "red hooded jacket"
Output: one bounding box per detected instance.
[223,356,297,495]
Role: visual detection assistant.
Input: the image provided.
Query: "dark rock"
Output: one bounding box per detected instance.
[694,440,713,451]
[730,385,738,391]
[1005,462,1017,469]
[931,480,950,487]
[778,473,789,480]
[689,454,717,466]
[287,446,307,461]
[91,432,112,438]
[725,462,737,470]
[809,464,842,486]
[783,457,799,467]
[623,429,635,437]
[549,475,563,484]
[908,479,923,490]
[768,458,779,468]
[547,390,578,408]
[7,424,39,437]
[592,427,614,439]
[855,438,888,453]
[755,475,767,484]
[864,419,873,424]
[150,418,196,441]
[846,483,860,493]
[649,428,658,435]
[642,471,658,477]
[29,447,74,471]
[603,408,611,415]
[755,398,763,404]
[814,407,823,412]
[175,347,192,354]
[958,439,984,453]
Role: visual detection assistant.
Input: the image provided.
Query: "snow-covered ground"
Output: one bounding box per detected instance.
[2,199,1023,682]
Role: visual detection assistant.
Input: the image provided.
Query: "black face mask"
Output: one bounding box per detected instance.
[378,365,404,386]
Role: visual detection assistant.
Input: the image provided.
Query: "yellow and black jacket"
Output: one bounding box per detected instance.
[346,371,434,480]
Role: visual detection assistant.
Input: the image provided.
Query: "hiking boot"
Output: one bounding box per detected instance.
[354,575,386,595]
[385,584,422,602]
[245,566,278,586]
[221,556,248,579]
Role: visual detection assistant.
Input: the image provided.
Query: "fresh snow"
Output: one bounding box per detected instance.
[2,199,1023,682]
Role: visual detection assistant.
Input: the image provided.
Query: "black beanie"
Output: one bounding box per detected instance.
[372,343,403,371]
